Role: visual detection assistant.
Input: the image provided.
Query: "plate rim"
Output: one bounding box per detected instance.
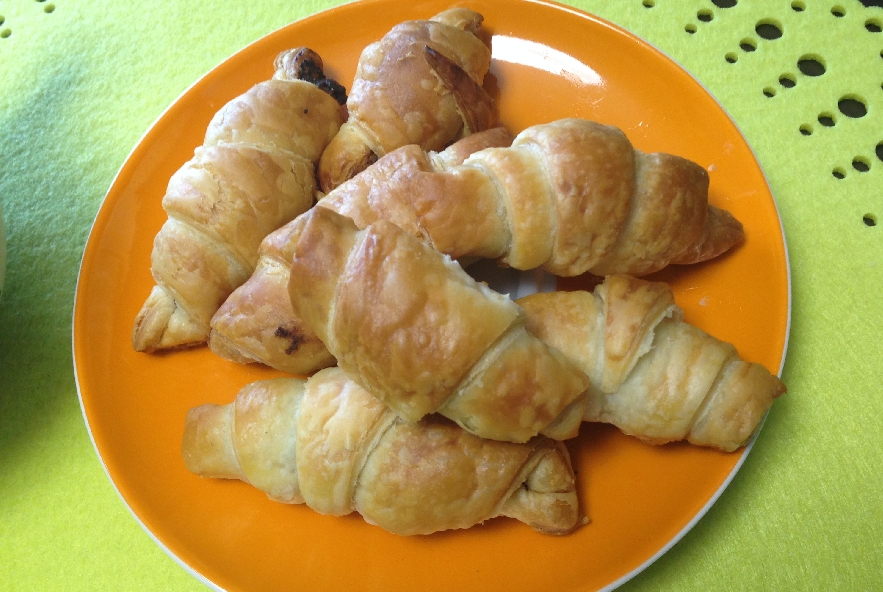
[72,0,792,589]
[593,17,793,590]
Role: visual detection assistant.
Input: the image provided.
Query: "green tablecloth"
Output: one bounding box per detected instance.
[1,0,881,589]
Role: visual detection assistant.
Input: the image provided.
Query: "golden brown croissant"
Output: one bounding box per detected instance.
[207,127,514,374]
[518,275,786,452]
[182,367,582,536]
[132,49,346,352]
[325,117,744,276]
[285,206,591,443]
[317,8,498,192]
[209,117,741,375]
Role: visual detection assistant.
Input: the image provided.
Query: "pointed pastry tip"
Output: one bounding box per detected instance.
[132,285,207,352]
[671,205,745,265]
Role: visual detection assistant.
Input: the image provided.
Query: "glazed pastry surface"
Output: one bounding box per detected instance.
[317,8,498,191]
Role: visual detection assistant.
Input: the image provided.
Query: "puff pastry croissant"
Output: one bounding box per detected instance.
[182,367,582,536]
[518,275,786,451]
[323,117,744,277]
[132,48,345,352]
[286,207,591,443]
[209,117,741,375]
[207,127,514,374]
[317,8,498,192]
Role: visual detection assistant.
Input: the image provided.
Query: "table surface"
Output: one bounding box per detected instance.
[1,0,881,590]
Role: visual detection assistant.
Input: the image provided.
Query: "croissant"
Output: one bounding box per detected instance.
[285,206,591,443]
[182,367,582,536]
[132,48,346,352]
[317,8,498,192]
[518,275,786,452]
[207,127,514,374]
[210,117,742,375]
[325,117,744,277]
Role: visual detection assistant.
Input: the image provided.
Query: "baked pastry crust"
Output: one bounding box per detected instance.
[182,368,582,536]
[326,117,744,276]
[518,275,786,451]
[208,128,514,374]
[317,8,498,191]
[208,117,741,376]
[132,49,345,353]
[287,207,591,443]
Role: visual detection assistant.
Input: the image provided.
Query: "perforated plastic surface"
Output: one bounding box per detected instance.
[1,0,882,590]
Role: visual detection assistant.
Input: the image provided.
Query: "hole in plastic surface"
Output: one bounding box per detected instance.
[726,53,739,63]
[756,20,783,39]
[740,39,757,51]
[832,168,846,179]
[763,87,776,96]
[642,0,655,7]
[818,113,836,127]
[0,29,10,39]
[838,97,868,118]
[712,0,738,7]
[685,24,697,34]
[831,6,846,17]
[876,142,883,163]
[798,56,826,76]
[799,125,813,136]
[866,19,882,33]
[44,3,54,12]
[698,9,714,22]
[864,214,878,226]
[852,157,870,172]
[791,1,806,10]
[780,75,796,88]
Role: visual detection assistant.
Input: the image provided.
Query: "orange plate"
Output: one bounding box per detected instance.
[74,0,790,590]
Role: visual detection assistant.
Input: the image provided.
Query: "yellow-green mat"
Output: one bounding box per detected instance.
[1,0,881,589]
